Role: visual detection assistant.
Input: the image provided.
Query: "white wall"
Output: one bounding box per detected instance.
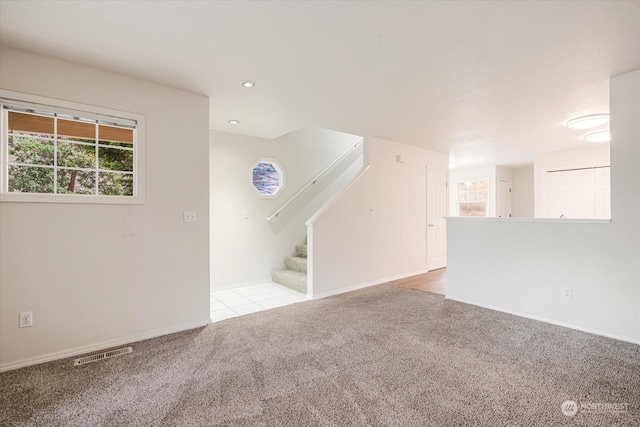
[210,127,362,289]
[496,166,512,183]
[511,166,534,217]
[449,165,496,217]
[0,47,211,370]
[534,144,610,217]
[310,136,448,298]
[446,70,640,344]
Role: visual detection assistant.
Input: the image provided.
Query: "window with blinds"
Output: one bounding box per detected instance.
[1,91,144,203]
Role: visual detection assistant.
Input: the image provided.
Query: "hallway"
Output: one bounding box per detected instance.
[392,268,447,295]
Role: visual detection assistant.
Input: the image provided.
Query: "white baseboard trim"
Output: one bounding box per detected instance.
[311,269,429,300]
[446,295,640,346]
[0,320,211,373]
[210,278,272,292]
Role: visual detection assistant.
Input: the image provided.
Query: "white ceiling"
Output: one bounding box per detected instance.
[1,1,639,167]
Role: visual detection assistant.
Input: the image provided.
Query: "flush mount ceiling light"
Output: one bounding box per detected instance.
[228,119,240,125]
[566,114,609,130]
[241,81,255,88]
[585,130,611,143]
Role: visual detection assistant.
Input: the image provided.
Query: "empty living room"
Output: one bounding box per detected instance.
[1,1,639,426]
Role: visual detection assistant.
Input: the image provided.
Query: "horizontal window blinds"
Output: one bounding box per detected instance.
[3,101,135,144]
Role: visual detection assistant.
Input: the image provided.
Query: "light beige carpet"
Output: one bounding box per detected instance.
[1,284,639,426]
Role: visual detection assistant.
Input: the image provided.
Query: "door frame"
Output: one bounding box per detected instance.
[497,178,512,218]
[426,166,448,271]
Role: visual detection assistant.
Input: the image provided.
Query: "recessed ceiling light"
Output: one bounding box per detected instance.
[228,120,240,125]
[566,114,609,130]
[584,130,611,143]
[449,162,457,168]
[242,81,255,88]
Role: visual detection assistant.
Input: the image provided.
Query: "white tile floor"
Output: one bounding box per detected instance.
[210,282,308,323]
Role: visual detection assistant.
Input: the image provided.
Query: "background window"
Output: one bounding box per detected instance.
[457,179,488,216]
[251,158,285,198]
[1,92,144,204]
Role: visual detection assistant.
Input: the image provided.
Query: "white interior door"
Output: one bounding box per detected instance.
[497,179,512,218]
[594,167,611,219]
[545,169,593,218]
[544,167,609,219]
[427,167,447,271]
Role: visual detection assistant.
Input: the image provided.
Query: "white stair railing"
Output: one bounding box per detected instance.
[267,137,363,222]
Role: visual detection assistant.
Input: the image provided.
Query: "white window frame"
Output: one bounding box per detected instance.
[0,90,145,204]
[456,177,489,217]
[250,157,286,198]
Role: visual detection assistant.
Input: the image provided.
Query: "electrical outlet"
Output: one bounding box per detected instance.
[19,311,33,328]
[183,211,197,223]
[562,287,572,299]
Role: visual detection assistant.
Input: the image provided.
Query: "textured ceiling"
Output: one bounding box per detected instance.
[1,1,639,167]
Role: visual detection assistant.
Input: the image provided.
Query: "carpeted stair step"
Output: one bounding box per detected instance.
[272,269,307,294]
[295,243,307,258]
[284,256,307,273]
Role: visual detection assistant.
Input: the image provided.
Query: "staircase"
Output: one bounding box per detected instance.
[272,241,307,294]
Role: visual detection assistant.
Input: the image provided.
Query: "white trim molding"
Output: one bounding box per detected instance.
[311,269,429,300]
[446,295,640,346]
[0,320,210,372]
